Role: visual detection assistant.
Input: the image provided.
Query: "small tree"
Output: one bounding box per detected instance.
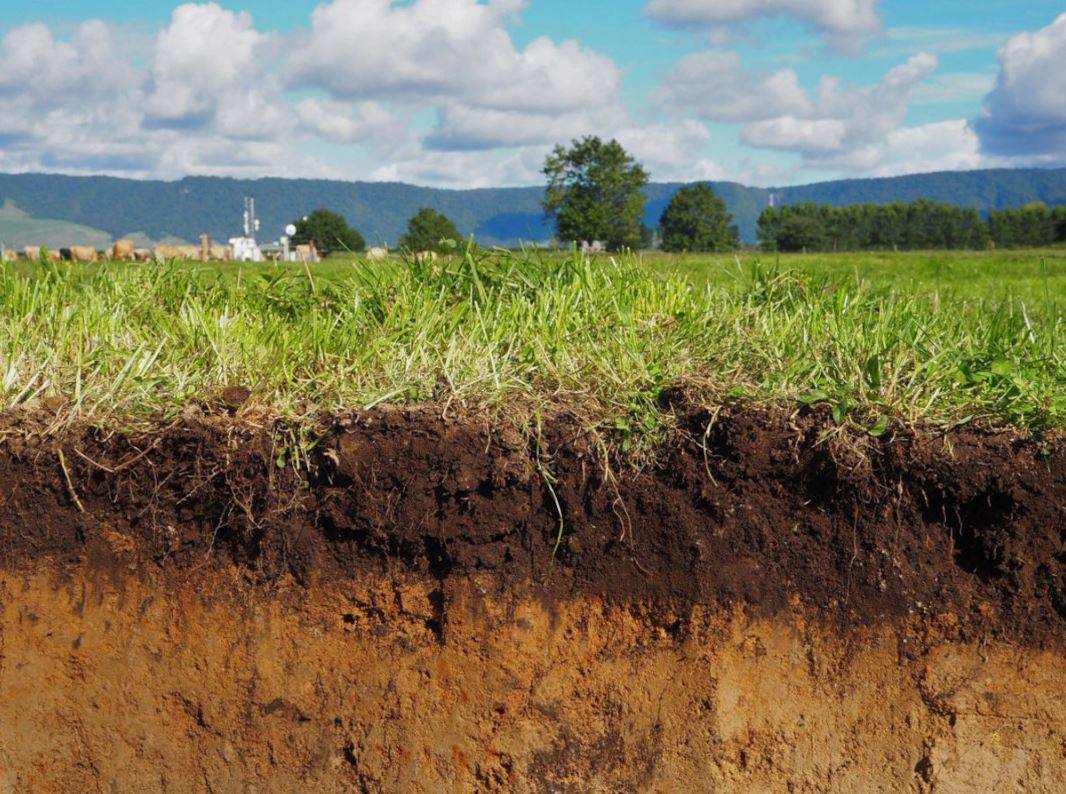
[399,208,462,252]
[659,183,737,252]
[543,136,648,251]
[291,209,365,255]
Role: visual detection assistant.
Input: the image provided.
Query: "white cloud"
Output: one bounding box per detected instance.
[369,145,547,187]
[807,119,983,175]
[656,51,811,121]
[657,47,953,174]
[0,7,306,179]
[424,103,626,151]
[646,0,882,52]
[377,117,724,187]
[867,119,982,176]
[0,0,1008,188]
[878,26,1010,57]
[296,99,404,146]
[738,53,938,164]
[287,0,618,112]
[144,3,280,131]
[973,13,1066,163]
[0,20,139,100]
[743,117,846,152]
[912,72,996,104]
[0,2,632,185]
[614,120,726,181]
[283,0,625,155]
[691,51,983,175]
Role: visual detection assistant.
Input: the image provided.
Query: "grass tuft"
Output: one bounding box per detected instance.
[0,246,1061,433]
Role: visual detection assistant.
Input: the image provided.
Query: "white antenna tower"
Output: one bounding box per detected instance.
[243,196,260,240]
[769,192,777,209]
[230,196,264,262]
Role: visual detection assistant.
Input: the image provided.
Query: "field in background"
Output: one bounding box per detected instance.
[36,246,1060,303]
[1,248,1061,434]
[145,247,1066,305]
[653,248,1066,305]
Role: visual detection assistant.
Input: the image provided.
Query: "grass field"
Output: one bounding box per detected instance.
[654,248,1066,306]
[0,247,1061,433]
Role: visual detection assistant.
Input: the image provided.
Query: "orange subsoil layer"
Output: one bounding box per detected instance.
[1,566,1063,792]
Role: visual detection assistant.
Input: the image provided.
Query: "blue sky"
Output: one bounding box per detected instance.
[0,1,1063,187]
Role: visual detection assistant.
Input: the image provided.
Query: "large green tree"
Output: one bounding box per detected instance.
[659,183,738,252]
[399,208,462,252]
[542,136,649,250]
[291,208,365,255]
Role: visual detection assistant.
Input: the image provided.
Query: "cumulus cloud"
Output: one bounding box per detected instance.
[296,99,404,146]
[0,6,308,178]
[737,53,939,168]
[743,117,846,152]
[284,0,624,155]
[912,72,996,105]
[424,103,626,151]
[651,49,977,175]
[646,0,882,52]
[0,20,139,100]
[286,0,619,112]
[369,145,548,187]
[973,13,1066,163]
[656,52,812,121]
[144,3,282,133]
[614,120,726,181]
[785,119,981,176]
[866,119,982,176]
[657,47,945,174]
[0,1,625,186]
[377,118,725,186]
[0,0,999,188]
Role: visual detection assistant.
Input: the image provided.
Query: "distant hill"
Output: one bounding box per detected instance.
[0,168,1063,247]
[0,199,112,251]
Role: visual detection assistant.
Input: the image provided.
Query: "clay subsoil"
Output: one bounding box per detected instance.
[0,403,1062,791]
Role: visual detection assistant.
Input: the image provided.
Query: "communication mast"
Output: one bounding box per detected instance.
[229,196,264,262]
[243,196,261,239]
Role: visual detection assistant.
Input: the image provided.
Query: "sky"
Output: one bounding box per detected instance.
[0,0,1063,188]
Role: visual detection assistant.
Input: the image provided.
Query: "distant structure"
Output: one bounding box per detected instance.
[768,192,777,209]
[229,197,263,262]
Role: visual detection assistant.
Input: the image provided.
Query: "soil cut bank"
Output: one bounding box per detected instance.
[0,403,1062,790]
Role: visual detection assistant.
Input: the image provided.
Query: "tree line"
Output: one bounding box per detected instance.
[293,136,1064,256]
[299,135,740,256]
[540,136,1066,252]
[758,200,1066,252]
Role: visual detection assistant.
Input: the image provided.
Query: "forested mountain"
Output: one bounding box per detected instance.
[0,168,1063,248]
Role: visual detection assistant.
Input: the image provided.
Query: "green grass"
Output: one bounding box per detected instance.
[652,248,1066,306]
[0,247,1061,435]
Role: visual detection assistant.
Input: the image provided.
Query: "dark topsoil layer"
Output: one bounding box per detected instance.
[0,401,1062,646]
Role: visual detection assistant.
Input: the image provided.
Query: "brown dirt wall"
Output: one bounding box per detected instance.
[0,403,1061,790]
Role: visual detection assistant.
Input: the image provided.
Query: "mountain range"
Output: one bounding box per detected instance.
[1,168,1064,249]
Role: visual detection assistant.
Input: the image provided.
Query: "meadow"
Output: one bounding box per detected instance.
[0,247,1061,433]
